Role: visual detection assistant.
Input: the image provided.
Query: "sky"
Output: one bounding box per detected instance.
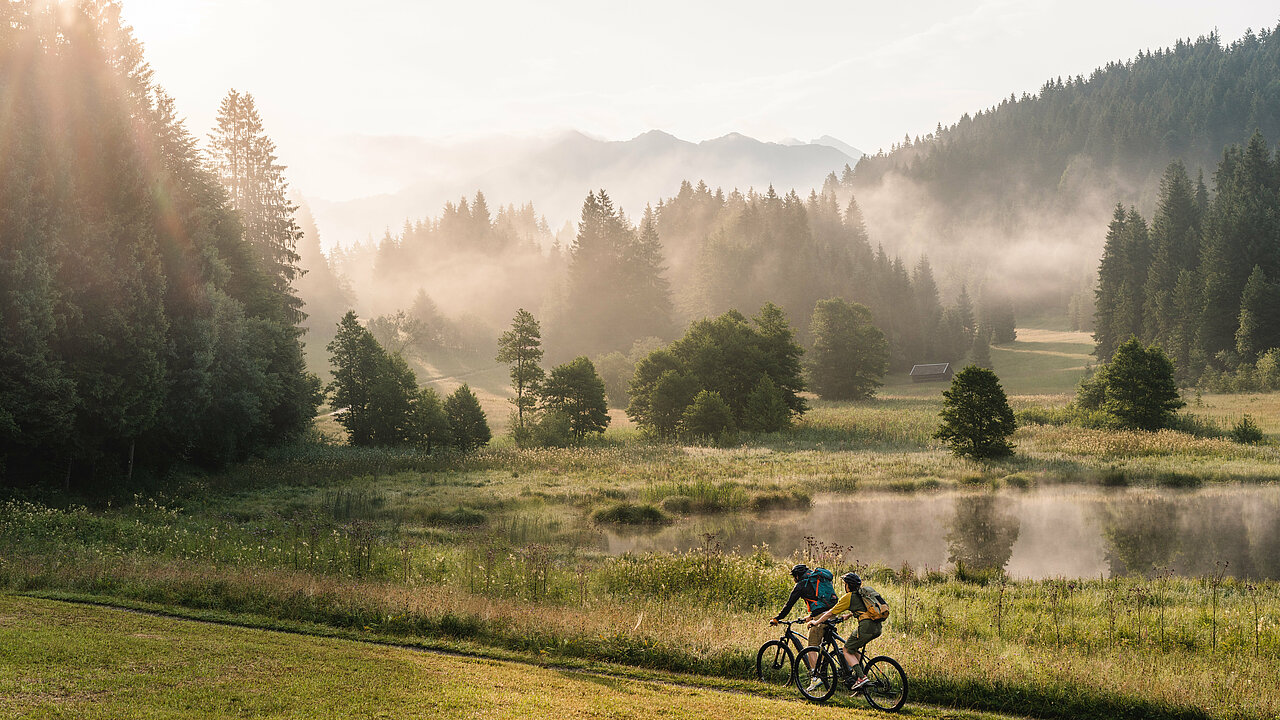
[120,0,1279,202]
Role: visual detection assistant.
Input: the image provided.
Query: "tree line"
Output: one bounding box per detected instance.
[1,3,317,487]
[855,26,1280,215]
[1093,132,1280,386]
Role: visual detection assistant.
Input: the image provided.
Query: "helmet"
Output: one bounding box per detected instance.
[841,572,862,588]
[790,564,809,579]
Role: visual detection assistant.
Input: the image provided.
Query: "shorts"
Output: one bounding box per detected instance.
[845,619,882,654]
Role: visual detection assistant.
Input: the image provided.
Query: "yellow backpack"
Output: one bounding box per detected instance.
[857,586,890,621]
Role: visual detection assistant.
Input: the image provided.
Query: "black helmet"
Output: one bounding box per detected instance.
[841,572,862,588]
[790,563,809,579]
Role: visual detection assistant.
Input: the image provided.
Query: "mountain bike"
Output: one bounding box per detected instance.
[794,619,908,711]
[755,618,811,687]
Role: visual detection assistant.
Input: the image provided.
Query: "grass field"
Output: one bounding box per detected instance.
[2,595,1008,720]
[5,327,1280,720]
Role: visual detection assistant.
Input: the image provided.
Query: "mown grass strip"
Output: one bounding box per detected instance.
[15,588,1220,720]
[4,594,1016,720]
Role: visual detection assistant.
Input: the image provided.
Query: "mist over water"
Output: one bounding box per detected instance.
[603,486,1280,580]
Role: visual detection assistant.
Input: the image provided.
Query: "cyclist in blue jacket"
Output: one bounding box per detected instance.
[770,563,838,661]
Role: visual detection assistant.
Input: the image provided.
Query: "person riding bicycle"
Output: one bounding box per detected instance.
[770,564,838,660]
[808,572,887,691]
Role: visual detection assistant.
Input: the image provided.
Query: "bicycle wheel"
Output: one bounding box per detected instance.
[754,640,795,687]
[795,647,838,702]
[862,655,908,711]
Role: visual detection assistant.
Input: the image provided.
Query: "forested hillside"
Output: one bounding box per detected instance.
[0,2,318,486]
[848,26,1280,313]
[1094,133,1280,387]
[339,180,1010,376]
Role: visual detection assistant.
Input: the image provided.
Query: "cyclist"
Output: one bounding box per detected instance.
[769,564,838,667]
[808,572,886,691]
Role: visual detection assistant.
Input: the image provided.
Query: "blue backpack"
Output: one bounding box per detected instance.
[800,568,838,614]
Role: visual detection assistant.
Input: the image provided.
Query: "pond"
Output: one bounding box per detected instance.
[601,486,1280,580]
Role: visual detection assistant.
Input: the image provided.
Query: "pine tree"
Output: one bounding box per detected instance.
[209,89,304,323]
[935,366,1016,459]
[627,205,675,340]
[496,308,545,429]
[1142,161,1201,346]
[445,384,491,452]
[969,327,993,369]
[1236,266,1280,362]
[1097,338,1184,430]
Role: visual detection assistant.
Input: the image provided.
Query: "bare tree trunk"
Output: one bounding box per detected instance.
[126,440,136,483]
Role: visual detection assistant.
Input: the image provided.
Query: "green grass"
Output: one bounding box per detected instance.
[9,328,1280,720]
[3,595,936,720]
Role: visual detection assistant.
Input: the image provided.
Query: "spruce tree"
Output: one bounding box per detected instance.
[1098,338,1184,431]
[1143,161,1201,346]
[1235,266,1280,362]
[209,89,304,322]
[496,308,545,429]
[935,366,1016,459]
[445,384,491,452]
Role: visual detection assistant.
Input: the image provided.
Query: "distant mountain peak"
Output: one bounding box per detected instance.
[309,128,863,247]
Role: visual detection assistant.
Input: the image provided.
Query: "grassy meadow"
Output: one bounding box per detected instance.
[4,595,955,720]
[4,328,1280,719]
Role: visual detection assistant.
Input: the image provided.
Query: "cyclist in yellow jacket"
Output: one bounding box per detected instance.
[808,572,887,691]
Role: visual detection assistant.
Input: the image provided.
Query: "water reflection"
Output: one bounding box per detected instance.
[945,495,1020,572]
[601,486,1280,580]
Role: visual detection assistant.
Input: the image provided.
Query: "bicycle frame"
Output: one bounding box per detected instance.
[773,618,811,650]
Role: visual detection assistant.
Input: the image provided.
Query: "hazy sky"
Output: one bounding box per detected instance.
[121,0,1278,201]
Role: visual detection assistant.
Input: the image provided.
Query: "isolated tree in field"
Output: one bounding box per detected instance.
[935,366,1016,459]
[496,308,545,429]
[445,384,491,452]
[1096,337,1184,431]
[807,298,889,400]
[540,356,610,441]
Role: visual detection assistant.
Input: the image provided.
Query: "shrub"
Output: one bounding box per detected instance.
[747,490,811,512]
[1230,415,1266,444]
[591,502,670,525]
[1001,473,1034,490]
[679,390,736,444]
[1152,472,1203,489]
[1099,469,1129,487]
[658,495,694,514]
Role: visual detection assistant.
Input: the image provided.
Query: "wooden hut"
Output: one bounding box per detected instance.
[909,363,953,383]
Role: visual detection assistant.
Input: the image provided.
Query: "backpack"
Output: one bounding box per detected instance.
[800,568,838,613]
[857,585,890,621]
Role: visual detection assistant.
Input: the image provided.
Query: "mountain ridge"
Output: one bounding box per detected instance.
[308,130,862,248]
